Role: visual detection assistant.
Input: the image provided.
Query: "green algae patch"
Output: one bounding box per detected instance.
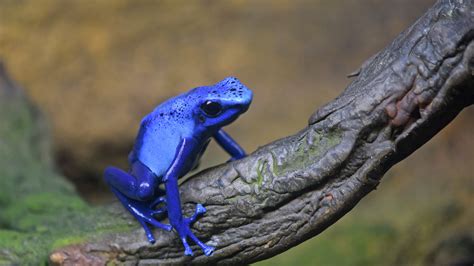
[271,129,342,177]
[0,229,50,264]
[0,230,25,254]
[255,159,267,188]
[51,236,87,250]
[0,229,88,264]
[1,192,87,231]
[0,202,135,264]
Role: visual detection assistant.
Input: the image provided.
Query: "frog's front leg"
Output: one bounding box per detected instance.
[165,137,215,256]
[104,163,171,243]
[214,129,247,161]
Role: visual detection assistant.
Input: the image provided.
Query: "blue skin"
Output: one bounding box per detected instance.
[104,77,253,256]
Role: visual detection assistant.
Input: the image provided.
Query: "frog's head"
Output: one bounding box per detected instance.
[187,77,253,134]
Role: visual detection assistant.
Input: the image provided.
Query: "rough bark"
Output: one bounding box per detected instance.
[0,0,472,264]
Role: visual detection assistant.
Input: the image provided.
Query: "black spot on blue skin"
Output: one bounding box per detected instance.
[230,88,236,91]
[198,115,205,123]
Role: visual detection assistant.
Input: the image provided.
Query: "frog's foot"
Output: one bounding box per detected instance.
[187,203,206,223]
[110,187,172,243]
[175,204,215,256]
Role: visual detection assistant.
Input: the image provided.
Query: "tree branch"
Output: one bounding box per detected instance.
[1,0,472,264]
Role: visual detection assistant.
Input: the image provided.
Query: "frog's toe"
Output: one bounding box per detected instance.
[145,216,172,232]
[174,204,215,256]
[150,196,166,209]
[204,245,215,256]
[196,203,206,215]
[176,227,214,256]
[123,200,171,233]
[143,225,156,243]
[151,207,167,216]
[186,203,207,224]
[186,231,215,256]
[136,212,171,243]
[181,238,194,256]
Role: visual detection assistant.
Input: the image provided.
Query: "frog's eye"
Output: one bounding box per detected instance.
[200,100,222,117]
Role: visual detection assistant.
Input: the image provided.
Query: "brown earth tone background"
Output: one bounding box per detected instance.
[0,0,472,265]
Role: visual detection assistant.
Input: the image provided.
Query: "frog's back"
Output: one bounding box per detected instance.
[130,96,195,177]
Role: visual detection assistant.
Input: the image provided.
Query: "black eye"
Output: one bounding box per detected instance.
[200,100,222,117]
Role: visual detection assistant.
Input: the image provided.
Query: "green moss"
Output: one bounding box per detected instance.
[51,236,87,250]
[0,229,48,264]
[255,159,267,188]
[0,201,134,264]
[1,192,86,231]
[271,130,342,176]
[0,230,25,253]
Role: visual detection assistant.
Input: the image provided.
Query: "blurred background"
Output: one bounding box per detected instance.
[0,0,472,265]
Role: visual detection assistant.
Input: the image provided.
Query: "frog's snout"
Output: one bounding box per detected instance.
[238,88,253,109]
[221,76,253,108]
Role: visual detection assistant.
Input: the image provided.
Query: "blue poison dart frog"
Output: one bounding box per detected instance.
[104,77,253,256]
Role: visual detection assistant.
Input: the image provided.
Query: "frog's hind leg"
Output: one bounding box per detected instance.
[104,166,171,243]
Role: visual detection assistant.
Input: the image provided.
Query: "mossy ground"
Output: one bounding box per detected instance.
[0,93,133,264]
[0,202,132,264]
